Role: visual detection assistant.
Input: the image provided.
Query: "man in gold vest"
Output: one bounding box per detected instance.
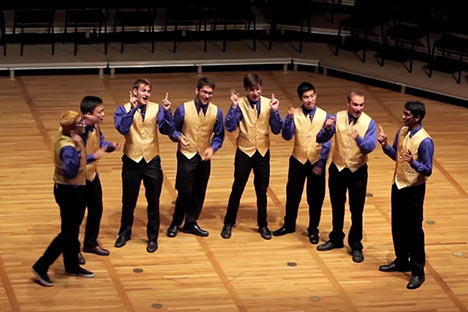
[114,78,173,253]
[32,111,94,287]
[78,96,121,263]
[221,73,283,240]
[378,101,434,290]
[316,89,376,263]
[166,77,225,238]
[273,82,331,244]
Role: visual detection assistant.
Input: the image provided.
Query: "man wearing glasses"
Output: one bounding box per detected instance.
[166,77,225,238]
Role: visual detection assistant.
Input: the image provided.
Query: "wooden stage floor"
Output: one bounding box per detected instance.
[0,70,467,311]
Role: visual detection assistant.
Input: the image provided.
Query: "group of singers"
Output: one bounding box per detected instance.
[32,74,434,290]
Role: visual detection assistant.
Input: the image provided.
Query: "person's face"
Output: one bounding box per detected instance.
[246,85,262,102]
[347,94,365,119]
[133,84,151,105]
[74,116,86,134]
[195,86,214,106]
[402,108,419,129]
[84,104,105,126]
[300,90,317,110]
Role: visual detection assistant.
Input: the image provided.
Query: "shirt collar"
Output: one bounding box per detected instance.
[409,125,422,137]
[302,105,316,116]
[194,99,209,113]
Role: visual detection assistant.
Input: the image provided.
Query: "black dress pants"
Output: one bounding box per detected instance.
[83,175,103,248]
[283,156,325,234]
[34,184,86,273]
[118,155,163,242]
[224,149,270,228]
[328,162,368,251]
[171,151,211,227]
[391,182,426,276]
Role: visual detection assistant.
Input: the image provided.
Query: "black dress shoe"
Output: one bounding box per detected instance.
[65,267,95,278]
[309,233,319,244]
[147,241,158,253]
[182,224,209,237]
[83,245,110,256]
[352,249,364,263]
[273,226,294,236]
[166,224,179,238]
[259,226,272,240]
[32,266,54,287]
[379,262,410,272]
[78,252,86,265]
[407,274,425,289]
[114,235,128,248]
[316,240,344,251]
[221,224,232,239]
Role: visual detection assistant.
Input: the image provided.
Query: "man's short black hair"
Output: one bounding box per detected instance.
[80,96,103,114]
[405,101,426,122]
[297,82,316,98]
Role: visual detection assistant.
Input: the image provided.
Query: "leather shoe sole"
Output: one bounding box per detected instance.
[147,241,158,253]
[83,245,110,256]
[407,275,425,289]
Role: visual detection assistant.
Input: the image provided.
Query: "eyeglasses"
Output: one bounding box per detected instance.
[76,119,86,127]
[199,89,214,96]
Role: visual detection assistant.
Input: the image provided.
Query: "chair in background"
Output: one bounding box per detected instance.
[64,8,108,55]
[0,9,6,56]
[428,2,468,84]
[268,0,310,53]
[13,8,55,56]
[164,0,207,53]
[335,0,386,62]
[211,0,256,52]
[114,7,157,53]
[379,0,431,73]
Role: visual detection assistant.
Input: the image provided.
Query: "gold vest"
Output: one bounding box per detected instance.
[292,106,327,164]
[237,96,271,157]
[394,126,431,189]
[123,102,160,163]
[85,126,100,182]
[333,110,372,172]
[179,100,218,159]
[53,133,86,185]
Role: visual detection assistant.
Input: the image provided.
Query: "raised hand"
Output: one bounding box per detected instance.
[287,104,295,117]
[270,93,279,111]
[230,89,240,108]
[129,90,138,108]
[377,125,388,147]
[161,92,171,110]
[325,116,335,131]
